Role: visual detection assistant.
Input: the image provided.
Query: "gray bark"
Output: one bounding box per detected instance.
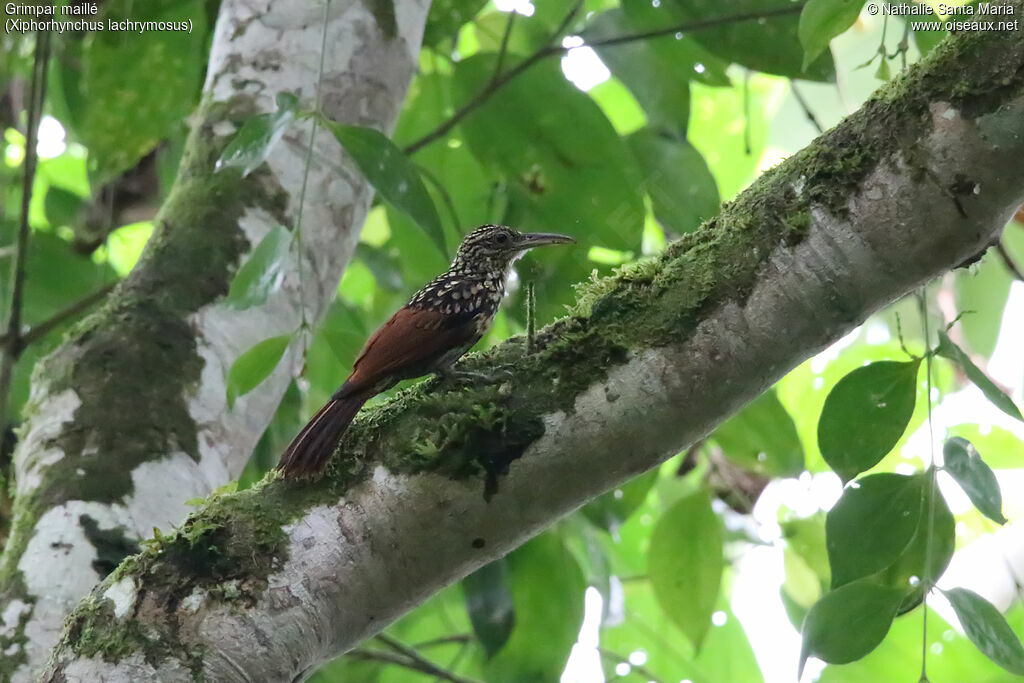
[40,14,1024,682]
[0,0,427,678]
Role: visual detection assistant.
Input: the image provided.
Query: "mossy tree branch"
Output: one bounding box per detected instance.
[41,13,1024,681]
[0,0,428,679]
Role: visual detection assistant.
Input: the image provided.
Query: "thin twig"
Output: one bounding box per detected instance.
[412,633,472,649]
[368,634,480,683]
[917,289,938,683]
[348,648,481,683]
[403,4,805,155]
[0,29,51,430]
[492,10,517,79]
[0,282,116,349]
[996,240,1024,281]
[790,80,824,134]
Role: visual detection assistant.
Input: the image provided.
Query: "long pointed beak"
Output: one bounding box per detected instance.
[513,232,576,250]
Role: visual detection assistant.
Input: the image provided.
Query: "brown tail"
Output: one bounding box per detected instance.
[277,396,367,477]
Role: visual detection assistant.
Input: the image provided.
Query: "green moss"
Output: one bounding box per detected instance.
[44,15,1024,672]
[5,94,294,673]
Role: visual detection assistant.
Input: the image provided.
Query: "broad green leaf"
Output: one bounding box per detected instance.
[711,388,804,476]
[876,475,954,614]
[800,580,905,674]
[782,513,831,583]
[217,92,300,177]
[944,588,1024,675]
[462,559,515,658]
[817,359,921,481]
[953,231,1024,356]
[44,186,84,227]
[453,54,645,252]
[948,423,1024,469]
[826,473,922,589]
[582,468,659,533]
[324,120,446,255]
[484,534,584,682]
[798,0,865,69]
[649,490,724,650]
[913,25,947,55]
[226,225,292,309]
[226,334,292,407]
[587,10,692,135]
[626,128,721,237]
[422,0,488,45]
[936,331,1023,422]
[943,437,1007,524]
[79,0,207,182]
[817,606,1016,683]
[623,0,836,81]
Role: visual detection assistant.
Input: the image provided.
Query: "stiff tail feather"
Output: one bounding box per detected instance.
[278,396,366,477]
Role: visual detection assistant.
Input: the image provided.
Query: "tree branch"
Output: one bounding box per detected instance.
[0,282,116,350]
[347,647,481,683]
[41,13,1024,680]
[403,5,805,155]
[996,240,1024,281]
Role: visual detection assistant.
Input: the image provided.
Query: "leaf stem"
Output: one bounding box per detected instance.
[293,0,332,342]
[918,288,939,682]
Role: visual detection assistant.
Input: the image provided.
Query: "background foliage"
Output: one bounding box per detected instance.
[2,0,1024,681]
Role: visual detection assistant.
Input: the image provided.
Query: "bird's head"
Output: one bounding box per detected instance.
[451,224,575,274]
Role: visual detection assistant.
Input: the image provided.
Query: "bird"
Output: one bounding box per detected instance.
[277,224,575,477]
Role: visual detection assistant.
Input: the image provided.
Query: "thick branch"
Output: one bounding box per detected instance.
[0,0,427,678]
[45,11,1024,682]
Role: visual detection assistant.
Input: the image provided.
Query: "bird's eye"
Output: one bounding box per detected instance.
[494,232,510,244]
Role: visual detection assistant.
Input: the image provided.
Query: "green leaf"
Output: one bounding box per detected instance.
[79,0,207,182]
[226,225,292,309]
[484,534,584,682]
[826,473,922,589]
[226,334,292,407]
[462,559,515,658]
[623,0,836,81]
[323,120,446,255]
[944,587,1024,675]
[817,359,921,482]
[44,186,85,227]
[913,25,947,55]
[936,331,1023,422]
[798,0,865,69]
[799,580,907,675]
[217,92,299,177]
[626,128,721,237]
[453,54,645,252]
[649,490,724,651]
[876,475,954,614]
[587,10,693,135]
[422,0,489,46]
[874,58,891,81]
[711,388,804,476]
[943,437,1007,524]
[582,468,659,533]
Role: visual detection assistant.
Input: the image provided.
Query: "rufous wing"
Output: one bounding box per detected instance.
[336,306,478,398]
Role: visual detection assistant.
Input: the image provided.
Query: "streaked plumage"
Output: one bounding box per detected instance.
[278,225,574,477]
